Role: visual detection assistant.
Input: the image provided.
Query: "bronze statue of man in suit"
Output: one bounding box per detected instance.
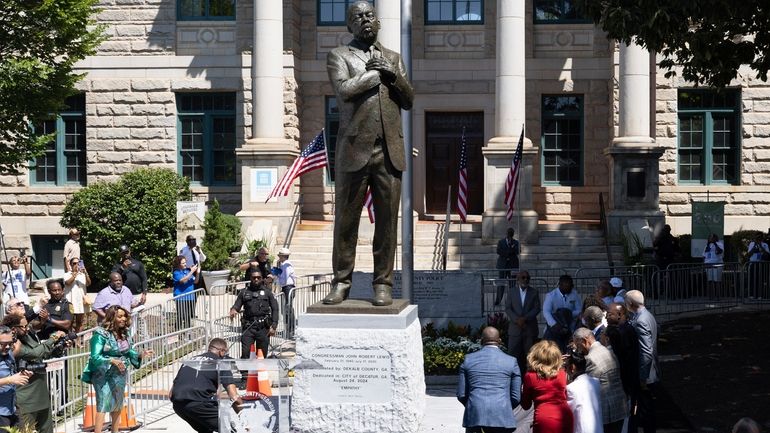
[323,1,414,306]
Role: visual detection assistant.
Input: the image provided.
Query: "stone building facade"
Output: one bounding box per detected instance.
[2,0,769,277]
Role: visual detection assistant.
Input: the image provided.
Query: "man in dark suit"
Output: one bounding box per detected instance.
[457,327,521,433]
[495,228,520,304]
[504,270,540,370]
[323,1,414,307]
[626,290,660,433]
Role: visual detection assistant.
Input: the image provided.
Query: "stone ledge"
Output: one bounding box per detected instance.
[307,298,409,315]
[299,304,418,330]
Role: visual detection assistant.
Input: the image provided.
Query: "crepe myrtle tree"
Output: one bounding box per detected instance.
[0,0,106,174]
[575,0,770,87]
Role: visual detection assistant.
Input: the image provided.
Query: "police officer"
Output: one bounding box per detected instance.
[229,273,278,358]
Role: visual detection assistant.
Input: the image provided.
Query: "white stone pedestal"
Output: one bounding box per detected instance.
[292,305,426,433]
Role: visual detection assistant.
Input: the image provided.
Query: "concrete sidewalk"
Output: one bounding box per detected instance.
[132,384,535,433]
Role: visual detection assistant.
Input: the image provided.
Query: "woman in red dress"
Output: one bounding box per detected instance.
[521,340,574,433]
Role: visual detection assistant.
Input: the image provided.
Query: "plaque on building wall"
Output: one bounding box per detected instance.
[309,348,392,404]
[250,168,278,203]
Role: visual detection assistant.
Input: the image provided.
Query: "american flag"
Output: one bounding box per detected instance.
[265,131,327,203]
[504,128,524,221]
[364,187,375,223]
[456,127,468,223]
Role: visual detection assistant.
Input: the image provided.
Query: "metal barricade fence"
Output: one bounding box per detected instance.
[48,327,97,432]
[205,280,288,357]
[573,265,659,295]
[742,261,770,301]
[288,281,332,337]
[648,262,742,318]
[474,268,566,291]
[482,277,549,317]
[128,326,208,427]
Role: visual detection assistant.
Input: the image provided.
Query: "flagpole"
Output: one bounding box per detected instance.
[401,0,413,303]
[517,126,523,270]
[443,185,451,271]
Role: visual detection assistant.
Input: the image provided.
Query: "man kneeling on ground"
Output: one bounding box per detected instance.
[170,338,243,433]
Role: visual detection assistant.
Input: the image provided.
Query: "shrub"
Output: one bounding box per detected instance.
[423,336,481,375]
[60,168,191,291]
[201,199,242,271]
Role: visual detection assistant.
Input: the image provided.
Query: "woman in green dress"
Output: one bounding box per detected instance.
[82,305,153,433]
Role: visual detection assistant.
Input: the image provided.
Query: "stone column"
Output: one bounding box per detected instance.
[482,0,538,244]
[376,0,400,53]
[236,1,299,244]
[605,41,665,240]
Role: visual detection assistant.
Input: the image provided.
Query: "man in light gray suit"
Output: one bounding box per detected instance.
[504,270,540,370]
[573,327,628,433]
[626,290,659,433]
[457,327,521,433]
[323,1,414,307]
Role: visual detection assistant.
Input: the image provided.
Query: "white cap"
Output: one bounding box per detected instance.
[278,247,291,256]
[610,277,623,288]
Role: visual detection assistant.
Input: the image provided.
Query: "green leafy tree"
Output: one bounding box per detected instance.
[575,0,770,87]
[0,0,106,174]
[201,199,242,271]
[60,168,191,290]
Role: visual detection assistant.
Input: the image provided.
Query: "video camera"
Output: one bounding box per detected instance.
[16,358,47,373]
[51,332,78,356]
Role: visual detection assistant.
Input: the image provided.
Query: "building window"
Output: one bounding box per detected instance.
[177,93,237,185]
[541,95,583,185]
[426,0,483,24]
[677,89,740,185]
[534,0,589,23]
[178,0,235,20]
[30,94,87,186]
[319,0,377,25]
[325,96,339,184]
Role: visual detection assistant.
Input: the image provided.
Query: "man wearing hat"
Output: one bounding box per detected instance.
[111,245,147,306]
[62,228,81,272]
[275,248,296,326]
[610,277,626,303]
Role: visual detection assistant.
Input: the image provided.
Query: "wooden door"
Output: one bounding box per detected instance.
[425,112,484,215]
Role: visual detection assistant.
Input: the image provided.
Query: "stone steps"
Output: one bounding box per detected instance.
[287,220,620,276]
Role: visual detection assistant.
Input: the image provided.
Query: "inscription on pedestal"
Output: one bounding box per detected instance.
[350,271,482,318]
[310,348,392,404]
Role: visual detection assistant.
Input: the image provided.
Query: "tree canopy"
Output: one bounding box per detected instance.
[575,0,770,88]
[0,0,106,175]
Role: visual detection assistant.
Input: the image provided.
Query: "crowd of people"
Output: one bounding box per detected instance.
[0,226,297,431]
[459,272,661,433]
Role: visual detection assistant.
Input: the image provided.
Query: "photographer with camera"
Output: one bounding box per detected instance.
[2,313,69,433]
[0,325,31,429]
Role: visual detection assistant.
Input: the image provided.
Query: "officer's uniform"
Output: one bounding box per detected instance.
[171,351,236,433]
[230,282,278,358]
[38,298,73,341]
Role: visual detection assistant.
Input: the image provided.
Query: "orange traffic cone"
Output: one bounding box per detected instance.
[117,393,141,430]
[81,391,96,431]
[244,345,272,399]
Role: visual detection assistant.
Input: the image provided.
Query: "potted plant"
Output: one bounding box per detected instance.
[201,199,242,294]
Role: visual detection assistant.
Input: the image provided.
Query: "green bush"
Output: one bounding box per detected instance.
[60,168,191,291]
[201,199,242,271]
